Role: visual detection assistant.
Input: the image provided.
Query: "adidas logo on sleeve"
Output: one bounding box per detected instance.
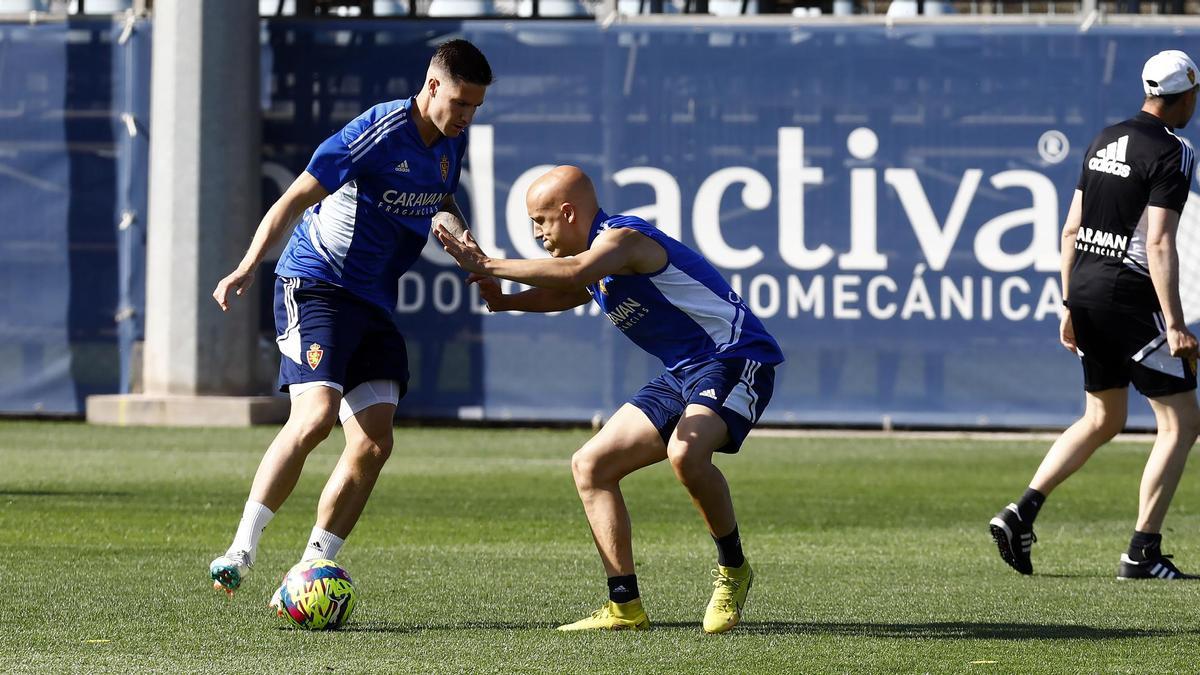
[1088,135,1132,178]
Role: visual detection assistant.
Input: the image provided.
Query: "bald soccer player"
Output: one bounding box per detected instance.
[435,166,785,634]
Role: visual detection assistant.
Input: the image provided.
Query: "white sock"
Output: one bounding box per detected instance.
[301,526,345,561]
[228,501,274,564]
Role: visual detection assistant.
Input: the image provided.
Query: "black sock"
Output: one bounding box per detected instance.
[1016,488,1046,523]
[713,524,745,569]
[1128,530,1163,562]
[607,574,639,604]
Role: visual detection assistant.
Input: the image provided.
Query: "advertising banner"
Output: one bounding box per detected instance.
[8,18,1198,429]
[260,21,1200,427]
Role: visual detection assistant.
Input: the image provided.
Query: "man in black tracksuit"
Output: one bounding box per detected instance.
[991,50,1200,579]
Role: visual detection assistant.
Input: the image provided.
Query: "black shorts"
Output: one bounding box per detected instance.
[1071,306,1196,398]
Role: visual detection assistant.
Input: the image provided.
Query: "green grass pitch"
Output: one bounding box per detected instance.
[2,421,1199,672]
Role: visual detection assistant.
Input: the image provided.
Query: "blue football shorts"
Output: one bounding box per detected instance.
[628,357,776,454]
[273,276,409,403]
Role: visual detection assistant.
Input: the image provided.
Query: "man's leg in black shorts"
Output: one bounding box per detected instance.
[1030,389,1129,496]
[1136,391,1200,534]
[990,306,1131,575]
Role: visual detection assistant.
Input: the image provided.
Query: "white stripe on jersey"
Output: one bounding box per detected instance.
[1167,130,1195,181]
[648,264,744,352]
[722,304,745,354]
[307,181,359,274]
[306,220,339,273]
[1121,207,1151,277]
[276,277,302,364]
[347,106,406,152]
[350,113,409,164]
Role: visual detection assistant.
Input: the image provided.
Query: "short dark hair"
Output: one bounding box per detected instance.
[431,39,494,87]
[1145,85,1197,108]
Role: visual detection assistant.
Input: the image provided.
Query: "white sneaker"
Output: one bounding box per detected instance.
[209,551,252,596]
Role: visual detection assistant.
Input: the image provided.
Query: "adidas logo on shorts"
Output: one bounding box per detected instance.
[699,388,719,400]
[1088,135,1132,178]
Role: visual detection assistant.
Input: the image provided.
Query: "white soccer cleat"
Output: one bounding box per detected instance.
[210,551,252,597]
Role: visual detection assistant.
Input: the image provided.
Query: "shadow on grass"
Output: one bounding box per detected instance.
[332,620,548,634]
[652,621,1190,640]
[1035,573,1113,579]
[329,620,1190,639]
[0,489,132,498]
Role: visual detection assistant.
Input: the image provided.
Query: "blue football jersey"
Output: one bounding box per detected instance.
[275,97,466,311]
[585,211,784,372]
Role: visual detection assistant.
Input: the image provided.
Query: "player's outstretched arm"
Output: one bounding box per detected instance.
[1146,205,1198,358]
[213,172,329,311]
[434,226,662,291]
[430,197,587,311]
[432,194,470,241]
[467,273,592,313]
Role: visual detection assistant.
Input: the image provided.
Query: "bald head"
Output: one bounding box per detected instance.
[528,166,598,215]
[525,166,600,257]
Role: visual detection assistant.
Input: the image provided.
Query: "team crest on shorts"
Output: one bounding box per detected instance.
[440,154,449,182]
[599,278,609,296]
[306,343,324,370]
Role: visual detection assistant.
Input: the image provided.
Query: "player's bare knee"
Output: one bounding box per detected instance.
[1084,410,1125,441]
[1167,411,1200,446]
[352,433,393,466]
[667,444,709,483]
[368,436,394,464]
[289,410,338,449]
[1182,423,1200,448]
[1099,417,1126,441]
[570,449,600,489]
[1186,409,1200,440]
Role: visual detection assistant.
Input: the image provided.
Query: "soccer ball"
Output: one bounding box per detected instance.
[276,559,357,630]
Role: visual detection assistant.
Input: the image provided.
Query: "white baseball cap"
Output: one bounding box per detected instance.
[1143,50,1199,96]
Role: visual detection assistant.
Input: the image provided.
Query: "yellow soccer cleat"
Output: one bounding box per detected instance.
[556,598,650,631]
[703,562,753,634]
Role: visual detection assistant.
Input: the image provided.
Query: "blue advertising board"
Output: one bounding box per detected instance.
[7,18,1200,428]
[0,18,150,415]
[258,21,1200,427]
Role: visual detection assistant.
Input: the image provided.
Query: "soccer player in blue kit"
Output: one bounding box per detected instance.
[435,166,784,634]
[207,40,493,600]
